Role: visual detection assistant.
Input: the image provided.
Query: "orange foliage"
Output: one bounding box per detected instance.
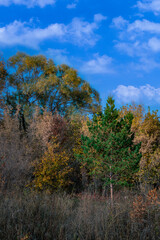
[130,189,160,222]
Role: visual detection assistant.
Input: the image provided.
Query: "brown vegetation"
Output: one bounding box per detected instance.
[0,190,159,240]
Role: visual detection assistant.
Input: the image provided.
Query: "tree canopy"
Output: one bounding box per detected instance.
[78,97,142,198]
[6,52,101,121]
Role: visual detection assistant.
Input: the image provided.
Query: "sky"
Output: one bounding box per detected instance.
[1,0,160,110]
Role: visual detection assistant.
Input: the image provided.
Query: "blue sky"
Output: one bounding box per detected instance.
[1,0,160,110]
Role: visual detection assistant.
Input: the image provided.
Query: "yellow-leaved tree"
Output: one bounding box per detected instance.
[31,112,89,192]
[120,104,160,189]
[32,139,73,192]
[136,109,160,189]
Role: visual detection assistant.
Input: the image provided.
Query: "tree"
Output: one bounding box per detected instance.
[0,110,38,190]
[32,141,73,192]
[120,104,160,189]
[6,52,101,127]
[78,97,141,201]
[31,111,84,192]
[119,103,144,134]
[135,109,160,189]
[0,58,7,118]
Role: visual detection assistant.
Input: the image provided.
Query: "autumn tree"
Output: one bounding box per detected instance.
[6,52,101,130]
[31,111,85,192]
[0,110,39,190]
[0,58,7,119]
[119,103,145,134]
[136,109,160,189]
[78,97,141,200]
[120,104,160,189]
[32,141,73,192]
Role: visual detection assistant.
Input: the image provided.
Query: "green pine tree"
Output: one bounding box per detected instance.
[79,96,141,201]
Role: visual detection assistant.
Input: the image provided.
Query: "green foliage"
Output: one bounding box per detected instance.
[78,97,142,192]
[119,103,145,134]
[118,104,160,188]
[1,50,160,195]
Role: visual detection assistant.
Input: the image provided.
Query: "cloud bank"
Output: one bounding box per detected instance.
[112,15,160,72]
[81,53,113,74]
[114,84,160,104]
[0,0,55,8]
[0,14,106,48]
[136,0,160,15]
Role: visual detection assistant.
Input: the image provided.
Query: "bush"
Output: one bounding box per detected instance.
[0,190,159,240]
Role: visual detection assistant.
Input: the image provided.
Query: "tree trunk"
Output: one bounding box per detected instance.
[110,166,113,205]
[110,181,113,205]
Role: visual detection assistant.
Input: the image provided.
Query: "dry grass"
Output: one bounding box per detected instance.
[0,190,159,240]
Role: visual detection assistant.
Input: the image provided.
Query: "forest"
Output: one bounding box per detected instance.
[0,52,160,240]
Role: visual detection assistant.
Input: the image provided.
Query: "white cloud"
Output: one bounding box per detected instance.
[115,41,148,57]
[0,0,55,8]
[0,15,105,48]
[67,3,77,9]
[114,84,160,103]
[66,0,79,9]
[65,18,98,46]
[128,19,160,34]
[46,48,70,65]
[114,85,141,103]
[81,53,113,74]
[112,15,160,72]
[137,0,160,15]
[113,17,160,37]
[65,14,106,46]
[116,41,160,72]
[112,16,128,29]
[0,20,64,48]
[113,17,160,45]
[148,37,160,51]
[131,57,160,72]
[94,14,107,23]
[112,3,160,74]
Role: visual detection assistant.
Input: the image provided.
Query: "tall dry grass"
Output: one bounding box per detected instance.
[0,190,159,240]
